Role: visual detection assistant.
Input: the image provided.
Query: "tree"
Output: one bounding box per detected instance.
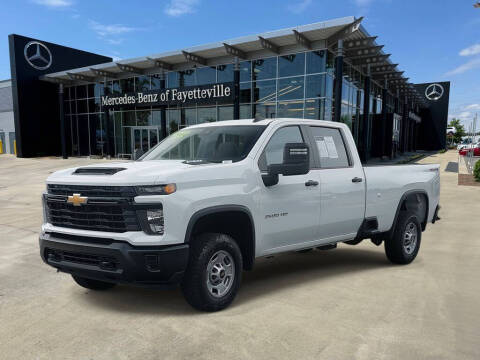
[448,118,466,144]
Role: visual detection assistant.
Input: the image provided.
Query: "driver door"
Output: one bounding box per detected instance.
[256,125,320,255]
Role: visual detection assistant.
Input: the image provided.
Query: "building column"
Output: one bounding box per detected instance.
[401,96,408,153]
[394,89,400,114]
[103,78,113,158]
[233,57,240,120]
[160,72,167,138]
[410,119,415,151]
[361,64,371,162]
[58,83,67,159]
[381,77,388,157]
[333,40,344,123]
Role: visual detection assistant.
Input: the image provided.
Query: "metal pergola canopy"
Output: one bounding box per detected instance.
[40,15,426,107]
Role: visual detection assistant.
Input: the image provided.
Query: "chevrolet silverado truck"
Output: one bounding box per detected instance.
[40,118,441,311]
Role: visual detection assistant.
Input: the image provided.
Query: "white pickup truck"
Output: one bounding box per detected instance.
[40,118,441,311]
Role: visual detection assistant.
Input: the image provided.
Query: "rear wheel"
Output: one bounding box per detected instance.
[385,211,421,264]
[181,233,243,312]
[72,275,116,290]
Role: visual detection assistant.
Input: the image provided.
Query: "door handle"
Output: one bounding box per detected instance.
[352,177,363,183]
[305,180,319,187]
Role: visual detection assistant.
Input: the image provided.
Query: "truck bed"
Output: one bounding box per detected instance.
[363,164,440,232]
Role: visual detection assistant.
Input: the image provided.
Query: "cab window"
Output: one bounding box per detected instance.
[258,126,304,171]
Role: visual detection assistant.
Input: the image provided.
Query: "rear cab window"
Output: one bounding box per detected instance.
[309,126,351,168]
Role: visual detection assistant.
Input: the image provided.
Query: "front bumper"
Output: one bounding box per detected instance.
[39,232,189,287]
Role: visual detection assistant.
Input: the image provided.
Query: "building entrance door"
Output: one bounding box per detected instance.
[131,127,160,159]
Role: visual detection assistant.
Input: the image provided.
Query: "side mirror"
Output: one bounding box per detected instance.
[261,142,310,187]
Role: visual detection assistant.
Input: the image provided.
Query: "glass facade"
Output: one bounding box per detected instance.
[339,61,363,144]
[62,47,414,161]
[63,49,336,158]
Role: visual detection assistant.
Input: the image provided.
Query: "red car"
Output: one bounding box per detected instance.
[459,146,480,156]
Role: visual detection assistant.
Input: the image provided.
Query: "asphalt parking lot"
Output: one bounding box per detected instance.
[0,151,479,360]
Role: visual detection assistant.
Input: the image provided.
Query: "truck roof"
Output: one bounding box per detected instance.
[187,118,342,128]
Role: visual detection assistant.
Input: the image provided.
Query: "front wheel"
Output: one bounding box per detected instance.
[181,233,243,312]
[384,211,421,264]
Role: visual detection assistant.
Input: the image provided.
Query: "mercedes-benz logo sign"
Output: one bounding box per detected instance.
[24,41,52,70]
[425,83,444,101]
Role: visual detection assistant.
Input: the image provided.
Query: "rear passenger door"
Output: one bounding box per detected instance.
[308,126,365,241]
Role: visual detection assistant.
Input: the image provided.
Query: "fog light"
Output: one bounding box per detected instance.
[145,254,161,272]
[146,209,164,234]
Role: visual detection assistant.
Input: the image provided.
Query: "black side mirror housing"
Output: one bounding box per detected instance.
[261,142,310,187]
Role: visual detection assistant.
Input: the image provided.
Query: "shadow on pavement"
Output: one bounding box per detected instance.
[79,246,388,315]
[445,161,458,173]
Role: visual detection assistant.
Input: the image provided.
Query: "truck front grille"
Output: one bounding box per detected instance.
[48,184,136,198]
[45,185,141,233]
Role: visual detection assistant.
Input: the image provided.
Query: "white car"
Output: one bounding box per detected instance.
[457,140,480,151]
[40,118,441,311]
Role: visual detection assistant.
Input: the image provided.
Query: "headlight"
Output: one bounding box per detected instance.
[146,209,164,234]
[136,184,176,195]
[138,207,164,235]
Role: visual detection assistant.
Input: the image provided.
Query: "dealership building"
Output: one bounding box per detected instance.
[6,16,450,160]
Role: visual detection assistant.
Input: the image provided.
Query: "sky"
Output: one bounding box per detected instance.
[0,0,479,127]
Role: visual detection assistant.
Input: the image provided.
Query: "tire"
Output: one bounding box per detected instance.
[181,233,243,312]
[72,275,116,290]
[384,211,421,264]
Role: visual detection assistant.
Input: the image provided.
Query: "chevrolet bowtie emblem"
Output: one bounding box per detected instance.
[67,193,88,206]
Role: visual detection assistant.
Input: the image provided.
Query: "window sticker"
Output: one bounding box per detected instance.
[314,136,329,158]
[314,135,338,159]
[323,136,339,159]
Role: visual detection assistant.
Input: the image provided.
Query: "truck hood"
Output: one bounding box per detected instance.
[46,160,215,186]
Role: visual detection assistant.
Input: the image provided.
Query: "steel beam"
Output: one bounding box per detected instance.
[40,76,73,86]
[258,36,279,54]
[182,51,207,66]
[116,63,144,75]
[372,71,405,80]
[66,72,95,83]
[292,30,311,50]
[90,68,118,79]
[146,57,173,71]
[344,36,377,50]
[351,54,391,66]
[327,16,364,48]
[346,45,384,59]
[223,43,246,59]
[369,64,398,73]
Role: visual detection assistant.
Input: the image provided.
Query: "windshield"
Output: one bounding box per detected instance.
[139,125,267,163]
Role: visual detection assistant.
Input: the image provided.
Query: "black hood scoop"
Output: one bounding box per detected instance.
[73,167,127,175]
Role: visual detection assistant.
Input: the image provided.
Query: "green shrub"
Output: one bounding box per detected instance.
[474,160,480,182]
